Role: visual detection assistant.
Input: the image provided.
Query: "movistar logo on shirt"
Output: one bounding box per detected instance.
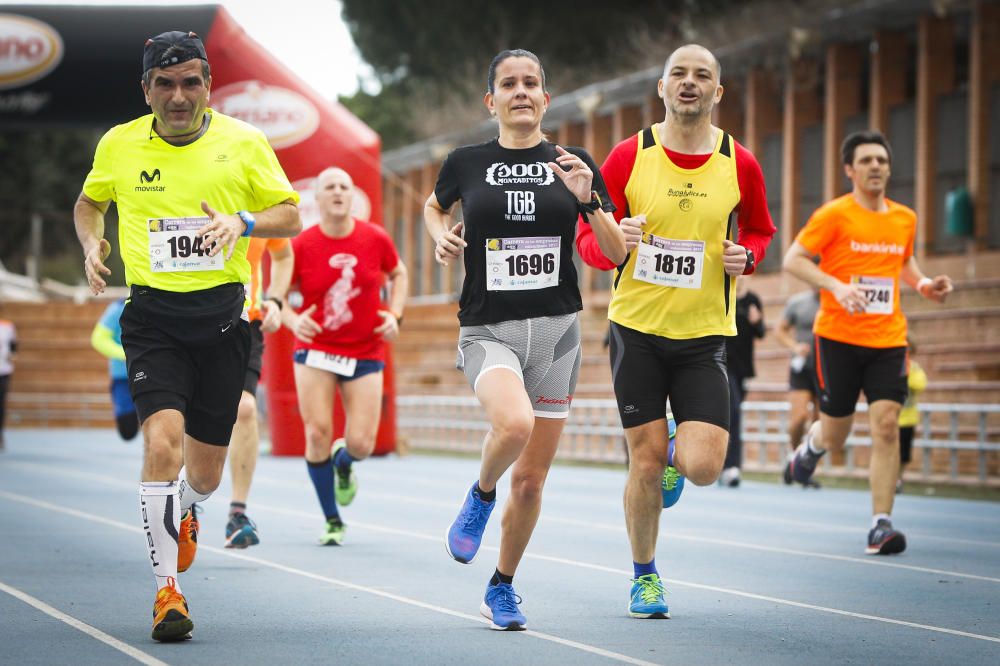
[485,162,554,186]
[136,168,165,192]
[850,239,905,255]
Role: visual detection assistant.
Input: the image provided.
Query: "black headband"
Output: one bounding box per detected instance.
[142,31,207,74]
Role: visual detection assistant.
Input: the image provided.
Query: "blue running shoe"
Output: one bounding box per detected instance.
[480,582,526,630]
[224,512,260,549]
[629,573,670,619]
[445,484,495,564]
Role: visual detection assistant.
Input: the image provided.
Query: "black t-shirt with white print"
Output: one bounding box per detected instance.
[434,139,615,326]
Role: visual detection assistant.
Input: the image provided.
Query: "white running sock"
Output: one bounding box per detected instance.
[178,467,212,513]
[805,431,825,456]
[139,482,181,592]
[872,513,891,528]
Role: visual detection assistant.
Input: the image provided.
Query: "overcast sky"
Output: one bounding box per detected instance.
[0,0,377,99]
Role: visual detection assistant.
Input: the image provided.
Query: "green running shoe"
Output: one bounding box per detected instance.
[332,439,358,506]
[319,517,346,546]
[661,465,685,508]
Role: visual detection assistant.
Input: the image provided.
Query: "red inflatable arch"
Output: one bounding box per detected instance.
[0,5,394,455]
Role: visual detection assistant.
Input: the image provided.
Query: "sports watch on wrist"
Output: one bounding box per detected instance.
[578,190,604,215]
[744,248,756,272]
[237,210,256,237]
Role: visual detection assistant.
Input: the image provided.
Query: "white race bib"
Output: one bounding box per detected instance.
[148,217,223,273]
[485,236,560,291]
[632,234,704,289]
[852,275,894,315]
[303,350,358,377]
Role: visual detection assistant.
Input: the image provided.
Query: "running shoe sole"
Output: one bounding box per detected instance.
[479,601,526,631]
[444,526,474,564]
[151,611,193,642]
[225,525,260,549]
[628,609,671,619]
[866,532,907,555]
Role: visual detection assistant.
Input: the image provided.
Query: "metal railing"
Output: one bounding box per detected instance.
[397,396,1000,482]
[7,393,111,424]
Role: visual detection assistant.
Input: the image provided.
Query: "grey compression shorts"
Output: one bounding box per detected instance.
[456,313,581,418]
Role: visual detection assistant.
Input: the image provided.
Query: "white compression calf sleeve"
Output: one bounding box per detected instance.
[139,481,181,592]
[178,467,212,513]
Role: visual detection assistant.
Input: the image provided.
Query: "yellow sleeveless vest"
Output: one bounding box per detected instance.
[609,125,741,339]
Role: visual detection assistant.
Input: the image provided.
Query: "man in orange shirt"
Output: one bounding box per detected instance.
[223,238,293,548]
[783,130,952,555]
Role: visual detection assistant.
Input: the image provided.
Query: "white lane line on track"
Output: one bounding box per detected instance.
[251,505,1000,644]
[0,579,170,666]
[10,449,1000,545]
[0,491,657,666]
[6,459,1000,583]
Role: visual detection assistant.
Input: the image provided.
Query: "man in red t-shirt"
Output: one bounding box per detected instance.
[269,167,408,545]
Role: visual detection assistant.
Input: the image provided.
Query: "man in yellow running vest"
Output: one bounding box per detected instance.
[577,44,776,618]
[74,30,301,642]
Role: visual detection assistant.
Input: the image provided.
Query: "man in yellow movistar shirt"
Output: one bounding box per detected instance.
[73,30,301,642]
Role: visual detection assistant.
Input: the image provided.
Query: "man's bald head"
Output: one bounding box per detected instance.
[315,167,353,192]
[663,44,721,82]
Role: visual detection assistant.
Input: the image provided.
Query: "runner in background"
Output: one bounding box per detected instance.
[783,130,952,554]
[90,298,138,441]
[224,238,293,548]
[269,167,407,547]
[0,315,15,451]
[897,338,926,494]
[774,287,821,486]
[720,278,765,487]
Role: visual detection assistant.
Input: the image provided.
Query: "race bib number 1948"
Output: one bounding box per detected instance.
[148,216,223,273]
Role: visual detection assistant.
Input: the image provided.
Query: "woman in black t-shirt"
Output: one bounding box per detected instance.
[423,49,625,631]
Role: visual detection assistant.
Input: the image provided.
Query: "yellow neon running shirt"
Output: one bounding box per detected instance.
[609,126,741,339]
[82,110,299,292]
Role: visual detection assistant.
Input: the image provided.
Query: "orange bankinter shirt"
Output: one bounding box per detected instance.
[245,237,290,322]
[795,194,916,349]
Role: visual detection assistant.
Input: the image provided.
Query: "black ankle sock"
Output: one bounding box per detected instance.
[474,482,496,503]
[229,502,246,517]
[490,569,513,586]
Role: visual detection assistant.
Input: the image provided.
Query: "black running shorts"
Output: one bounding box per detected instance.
[608,322,729,430]
[121,284,251,446]
[789,352,818,393]
[814,335,907,418]
[243,320,264,397]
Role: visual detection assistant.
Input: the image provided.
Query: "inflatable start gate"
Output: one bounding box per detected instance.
[1,4,394,455]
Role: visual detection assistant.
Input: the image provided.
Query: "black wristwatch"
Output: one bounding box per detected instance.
[265,296,283,311]
[578,190,604,215]
[744,249,756,273]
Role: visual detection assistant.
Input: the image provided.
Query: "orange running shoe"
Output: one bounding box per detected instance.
[177,504,200,573]
[151,579,193,642]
